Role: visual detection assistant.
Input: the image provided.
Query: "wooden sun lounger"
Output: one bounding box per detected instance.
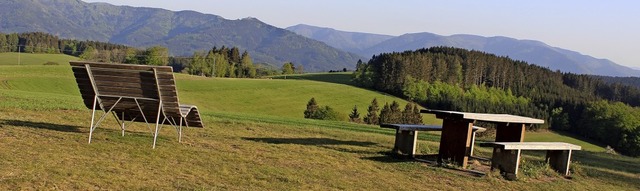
[70,61,203,148]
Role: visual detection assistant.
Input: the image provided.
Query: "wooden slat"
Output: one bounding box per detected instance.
[70,61,205,129]
[70,61,173,72]
[380,124,486,132]
[422,109,545,124]
[89,69,175,80]
[90,75,174,85]
[481,142,582,150]
[73,66,174,81]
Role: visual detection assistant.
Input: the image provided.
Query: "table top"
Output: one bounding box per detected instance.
[421,109,544,124]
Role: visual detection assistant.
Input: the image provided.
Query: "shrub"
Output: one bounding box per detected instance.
[316,106,344,121]
[303,98,345,121]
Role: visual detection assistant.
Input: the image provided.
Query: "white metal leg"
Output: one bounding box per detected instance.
[121,112,125,136]
[179,118,183,143]
[152,101,163,149]
[89,95,98,144]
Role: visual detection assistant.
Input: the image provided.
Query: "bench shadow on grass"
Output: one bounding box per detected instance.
[0,119,83,133]
[272,73,357,87]
[363,152,439,163]
[243,137,378,154]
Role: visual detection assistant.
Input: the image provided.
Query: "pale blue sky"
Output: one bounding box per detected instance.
[83,0,640,68]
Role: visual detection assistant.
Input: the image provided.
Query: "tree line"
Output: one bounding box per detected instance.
[0,32,295,78]
[353,47,640,156]
[305,98,422,125]
[186,46,256,78]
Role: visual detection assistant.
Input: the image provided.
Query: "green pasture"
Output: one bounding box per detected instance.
[0,61,638,190]
[0,52,79,65]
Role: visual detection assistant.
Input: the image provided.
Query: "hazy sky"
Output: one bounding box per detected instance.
[82,0,639,68]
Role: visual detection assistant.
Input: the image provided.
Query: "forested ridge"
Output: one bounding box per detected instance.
[354,47,640,156]
[0,32,276,77]
[597,75,640,89]
[0,0,363,72]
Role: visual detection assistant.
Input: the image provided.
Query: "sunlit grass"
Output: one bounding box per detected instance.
[0,52,79,65]
[0,64,638,190]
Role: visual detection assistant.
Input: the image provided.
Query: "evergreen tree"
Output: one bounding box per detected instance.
[349,105,361,123]
[390,101,402,123]
[364,98,380,125]
[401,103,414,124]
[412,104,423,124]
[0,34,7,52]
[229,47,241,65]
[379,103,392,124]
[304,97,319,119]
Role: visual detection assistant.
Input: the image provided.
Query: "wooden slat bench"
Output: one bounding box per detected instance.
[480,142,581,180]
[380,124,486,157]
[70,61,204,148]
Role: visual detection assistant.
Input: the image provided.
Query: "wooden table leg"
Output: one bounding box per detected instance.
[393,130,418,157]
[438,119,473,168]
[546,150,573,176]
[495,123,525,142]
[491,147,521,180]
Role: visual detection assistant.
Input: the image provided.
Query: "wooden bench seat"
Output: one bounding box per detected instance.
[380,124,486,157]
[480,142,581,180]
[70,61,204,148]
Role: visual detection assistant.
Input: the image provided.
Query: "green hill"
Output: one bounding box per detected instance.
[0,52,79,65]
[0,65,638,190]
[0,0,364,71]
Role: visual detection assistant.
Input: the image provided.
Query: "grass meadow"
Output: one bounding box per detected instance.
[0,52,79,66]
[0,55,638,190]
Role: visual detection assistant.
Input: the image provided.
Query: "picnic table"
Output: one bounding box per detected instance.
[421,109,544,168]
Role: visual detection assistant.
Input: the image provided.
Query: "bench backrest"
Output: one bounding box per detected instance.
[70,61,182,116]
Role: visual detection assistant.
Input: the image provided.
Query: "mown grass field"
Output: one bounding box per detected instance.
[0,52,79,66]
[0,56,638,190]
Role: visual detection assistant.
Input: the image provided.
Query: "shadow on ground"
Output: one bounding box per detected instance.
[243,137,379,154]
[243,137,377,147]
[0,119,83,133]
[272,73,357,87]
[362,152,437,163]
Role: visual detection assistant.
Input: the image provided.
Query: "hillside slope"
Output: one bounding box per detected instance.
[0,0,363,71]
[0,64,638,190]
[287,24,394,55]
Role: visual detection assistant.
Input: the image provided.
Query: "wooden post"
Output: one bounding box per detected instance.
[438,118,473,168]
[495,123,525,142]
[490,147,521,180]
[546,150,573,176]
[393,130,418,157]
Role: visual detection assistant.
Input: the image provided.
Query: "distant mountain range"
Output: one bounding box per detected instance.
[1,0,637,76]
[0,0,362,71]
[287,24,640,77]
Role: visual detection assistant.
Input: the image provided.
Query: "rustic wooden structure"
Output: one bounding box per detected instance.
[481,142,581,179]
[421,109,544,168]
[70,61,204,148]
[380,124,486,158]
